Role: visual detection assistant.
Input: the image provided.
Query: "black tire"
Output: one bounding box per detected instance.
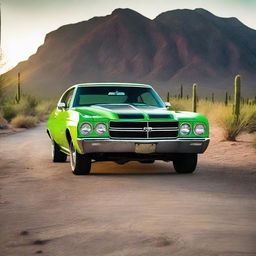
[51,139,67,162]
[70,141,91,175]
[173,154,197,174]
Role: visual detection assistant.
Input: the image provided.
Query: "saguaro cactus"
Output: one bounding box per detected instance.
[192,83,197,112]
[167,92,170,102]
[15,72,21,104]
[180,84,183,99]
[225,91,228,106]
[211,93,214,103]
[233,75,241,119]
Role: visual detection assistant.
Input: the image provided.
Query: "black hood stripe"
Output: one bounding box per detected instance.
[91,104,172,118]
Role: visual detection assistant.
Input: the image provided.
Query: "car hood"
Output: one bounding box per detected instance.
[92,104,171,116]
[73,104,204,121]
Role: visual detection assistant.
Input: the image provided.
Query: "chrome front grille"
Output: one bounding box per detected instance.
[109,121,179,139]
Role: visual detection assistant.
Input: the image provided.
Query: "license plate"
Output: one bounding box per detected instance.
[135,143,156,154]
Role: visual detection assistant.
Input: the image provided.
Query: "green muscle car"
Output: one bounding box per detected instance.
[47,83,209,175]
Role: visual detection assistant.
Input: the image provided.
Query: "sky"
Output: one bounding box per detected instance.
[1,0,256,73]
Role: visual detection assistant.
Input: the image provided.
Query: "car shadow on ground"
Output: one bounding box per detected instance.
[65,158,255,178]
[88,161,191,176]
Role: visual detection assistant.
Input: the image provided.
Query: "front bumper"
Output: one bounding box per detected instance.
[77,138,210,154]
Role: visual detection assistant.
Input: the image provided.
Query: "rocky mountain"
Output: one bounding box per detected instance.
[3,8,256,98]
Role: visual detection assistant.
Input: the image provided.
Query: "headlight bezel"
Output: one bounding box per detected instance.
[194,123,206,136]
[80,122,92,136]
[95,122,107,135]
[179,123,192,136]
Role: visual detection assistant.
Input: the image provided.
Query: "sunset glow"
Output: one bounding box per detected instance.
[1,0,256,74]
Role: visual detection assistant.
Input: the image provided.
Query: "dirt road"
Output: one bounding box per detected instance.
[0,124,256,256]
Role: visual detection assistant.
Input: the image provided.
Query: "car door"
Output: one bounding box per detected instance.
[53,88,75,147]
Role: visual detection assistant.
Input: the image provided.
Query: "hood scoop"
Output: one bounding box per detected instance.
[148,114,171,119]
[118,114,144,119]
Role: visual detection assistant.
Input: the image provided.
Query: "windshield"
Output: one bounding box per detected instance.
[73,86,165,108]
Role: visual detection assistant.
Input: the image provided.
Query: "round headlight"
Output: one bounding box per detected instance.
[180,123,191,136]
[80,122,92,135]
[95,123,107,135]
[194,124,205,136]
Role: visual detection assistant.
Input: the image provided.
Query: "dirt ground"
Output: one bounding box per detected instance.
[0,124,255,256]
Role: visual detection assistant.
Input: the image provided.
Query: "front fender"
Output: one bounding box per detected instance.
[66,122,83,154]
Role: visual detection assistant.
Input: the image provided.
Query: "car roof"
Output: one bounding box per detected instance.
[74,83,152,88]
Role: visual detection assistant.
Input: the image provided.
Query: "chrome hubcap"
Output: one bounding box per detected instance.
[51,140,55,159]
[70,143,76,170]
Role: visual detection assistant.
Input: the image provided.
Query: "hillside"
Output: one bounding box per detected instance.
[3,8,256,98]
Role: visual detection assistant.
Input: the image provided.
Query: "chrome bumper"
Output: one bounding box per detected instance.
[77,138,210,154]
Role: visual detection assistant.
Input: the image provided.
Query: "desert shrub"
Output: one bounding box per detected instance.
[35,99,57,121]
[15,94,39,116]
[169,97,255,142]
[2,94,40,121]
[2,103,16,121]
[218,109,256,141]
[0,111,8,129]
[242,105,256,133]
[10,115,38,128]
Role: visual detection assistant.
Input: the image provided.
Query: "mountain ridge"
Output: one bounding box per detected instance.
[3,8,256,98]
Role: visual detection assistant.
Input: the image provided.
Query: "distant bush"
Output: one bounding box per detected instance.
[2,104,17,121]
[218,109,256,141]
[14,94,39,116]
[168,96,256,141]
[2,94,38,120]
[1,92,57,129]
[10,115,38,128]
[0,111,8,129]
[35,99,57,121]
[243,106,256,133]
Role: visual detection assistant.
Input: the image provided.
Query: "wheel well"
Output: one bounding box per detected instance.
[66,129,72,145]
[46,129,51,138]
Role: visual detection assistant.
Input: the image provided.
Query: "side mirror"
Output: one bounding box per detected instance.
[164,102,171,108]
[57,102,66,110]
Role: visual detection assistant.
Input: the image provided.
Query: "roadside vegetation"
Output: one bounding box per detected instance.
[168,75,256,142]
[1,89,255,142]
[170,97,256,140]
[0,73,255,144]
[0,91,56,129]
[10,115,38,128]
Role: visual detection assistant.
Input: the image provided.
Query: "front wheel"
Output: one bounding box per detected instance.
[51,139,67,162]
[70,141,91,175]
[173,154,197,174]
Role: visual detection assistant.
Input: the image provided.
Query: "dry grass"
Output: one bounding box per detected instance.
[169,97,256,141]
[2,95,57,125]
[10,115,38,128]
[218,113,251,141]
[35,99,57,121]
[210,104,255,141]
[0,112,8,129]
